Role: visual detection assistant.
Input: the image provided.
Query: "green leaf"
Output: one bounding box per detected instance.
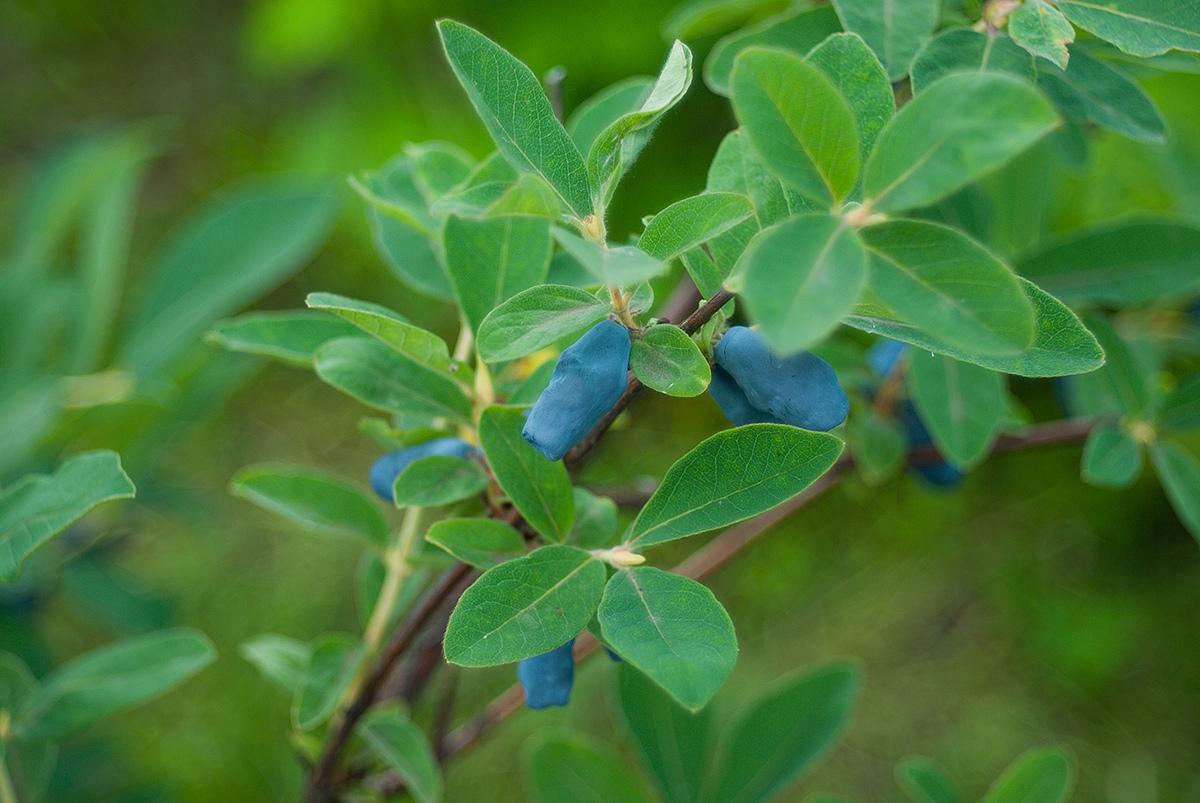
[663,0,791,39]
[982,746,1076,803]
[831,0,939,80]
[444,215,553,335]
[615,662,711,803]
[1055,1,1200,58]
[567,77,655,156]
[1037,49,1165,142]
[864,72,1058,213]
[313,336,473,423]
[524,731,656,803]
[1010,0,1076,69]
[432,174,563,220]
[207,310,361,367]
[478,406,574,541]
[406,140,476,201]
[570,488,620,549]
[444,544,605,666]
[553,229,668,286]
[707,661,861,803]
[239,633,311,696]
[806,32,895,163]
[638,193,754,263]
[910,29,1035,93]
[846,409,908,485]
[1149,439,1200,545]
[1081,425,1144,489]
[897,756,964,803]
[1081,313,1152,417]
[598,567,736,710]
[630,325,711,397]
[1158,372,1200,432]
[16,628,215,741]
[907,351,1006,468]
[117,179,338,375]
[293,633,364,731]
[358,706,443,803]
[705,5,843,96]
[476,284,611,363]
[845,278,1104,377]
[1017,219,1200,306]
[425,518,527,570]
[628,424,843,549]
[861,220,1035,356]
[0,450,135,582]
[306,292,452,370]
[391,455,489,508]
[230,464,389,546]
[734,213,867,355]
[437,21,591,219]
[587,40,693,207]
[731,47,859,206]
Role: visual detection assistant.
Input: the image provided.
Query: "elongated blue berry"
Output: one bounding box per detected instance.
[517,638,576,709]
[707,364,784,426]
[370,437,477,503]
[714,326,848,431]
[522,320,631,461]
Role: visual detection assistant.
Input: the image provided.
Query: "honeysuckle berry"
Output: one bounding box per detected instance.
[522,319,631,461]
[713,326,849,432]
[707,363,785,426]
[517,637,576,709]
[369,437,478,503]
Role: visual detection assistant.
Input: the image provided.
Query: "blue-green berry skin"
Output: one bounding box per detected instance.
[708,364,785,426]
[715,326,849,432]
[370,437,477,502]
[517,638,576,709]
[522,320,631,461]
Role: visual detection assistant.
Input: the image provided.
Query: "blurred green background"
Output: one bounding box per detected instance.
[2,1,1199,801]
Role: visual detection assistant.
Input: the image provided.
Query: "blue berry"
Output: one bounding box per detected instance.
[369,437,477,503]
[517,638,576,709]
[707,364,784,426]
[522,320,631,461]
[713,326,848,431]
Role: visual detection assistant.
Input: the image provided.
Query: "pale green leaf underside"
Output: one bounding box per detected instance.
[476,284,610,363]
[230,464,389,545]
[637,192,754,262]
[907,350,1006,468]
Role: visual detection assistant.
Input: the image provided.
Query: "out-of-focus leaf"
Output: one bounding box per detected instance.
[359,706,443,803]
[553,229,668,286]
[444,215,552,335]
[230,464,389,546]
[1149,439,1200,545]
[1081,425,1144,489]
[897,756,964,803]
[524,731,656,803]
[981,746,1076,803]
[207,311,361,366]
[705,5,843,96]
[1055,1,1200,58]
[293,633,364,730]
[831,0,939,80]
[907,351,1006,468]
[910,29,1035,93]
[240,633,311,695]
[1037,50,1165,143]
[566,77,654,156]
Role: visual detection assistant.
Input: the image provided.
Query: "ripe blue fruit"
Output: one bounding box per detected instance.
[517,638,576,709]
[713,326,849,431]
[707,364,785,426]
[522,320,631,461]
[370,437,478,503]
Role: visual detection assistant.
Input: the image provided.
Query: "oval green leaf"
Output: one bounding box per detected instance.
[982,746,1076,803]
[1081,425,1144,489]
[1149,439,1200,546]
[477,284,611,363]
[478,406,575,541]
[1055,0,1200,58]
[524,731,657,803]
[207,311,362,367]
[306,292,452,370]
[637,192,754,263]
[704,5,843,96]
[391,455,489,508]
[630,325,711,397]
[831,0,939,80]
[425,518,527,570]
[358,706,443,803]
[230,463,389,546]
[907,350,1006,469]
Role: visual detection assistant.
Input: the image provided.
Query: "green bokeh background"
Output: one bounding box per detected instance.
[3,1,1199,801]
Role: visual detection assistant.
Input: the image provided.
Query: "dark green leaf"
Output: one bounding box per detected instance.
[1016,220,1200,306]
[910,29,1035,93]
[438,21,591,219]
[17,628,215,741]
[628,424,843,549]
[1037,50,1165,142]
[1055,1,1200,58]
[734,213,866,354]
[630,325,711,397]
[732,48,860,206]
[207,311,361,366]
[1010,0,1076,68]
[806,32,894,163]
[0,450,135,582]
[981,746,1076,803]
[306,292,453,369]
[444,215,553,335]
[615,662,711,803]
[477,284,611,363]
[1081,425,1144,489]
[861,219,1035,356]
[239,633,311,695]
[705,5,843,96]
[524,731,656,803]
[444,545,605,666]
[865,72,1058,213]
[359,706,443,803]
[907,351,1006,468]
[425,518,527,570]
[598,567,737,710]
[897,756,964,803]
[313,336,473,423]
[638,193,754,263]
[293,634,364,731]
[391,455,489,507]
[478,406,574,541]
[1149,440,1200,545]
[845,278,1104,377]
[831,0,939,80]
[707,660,861,803]
[230,464,389,546]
